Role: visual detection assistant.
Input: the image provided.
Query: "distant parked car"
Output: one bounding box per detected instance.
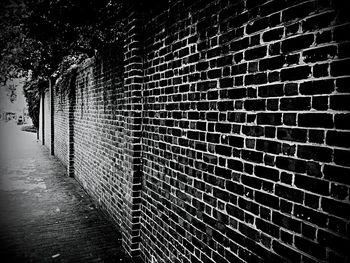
[17,115,23,125]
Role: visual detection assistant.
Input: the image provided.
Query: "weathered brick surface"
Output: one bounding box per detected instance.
[140,0,350,263]
[44,0,350,262]
[121,9,145,256]
[49,31,142,260]
[53,84,70,167]
[72,50,127,238]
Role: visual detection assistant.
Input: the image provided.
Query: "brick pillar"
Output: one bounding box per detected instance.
[67,73,76,177]
[49,78,55,155]
[121,5,145,257]
[41,91,45,146]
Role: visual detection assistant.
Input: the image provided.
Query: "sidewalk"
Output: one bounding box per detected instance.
[0,121,133,263]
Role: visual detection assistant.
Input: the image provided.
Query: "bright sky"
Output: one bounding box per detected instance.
[0,78,28,113]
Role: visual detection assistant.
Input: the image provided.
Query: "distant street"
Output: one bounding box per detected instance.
[0,121,132,262]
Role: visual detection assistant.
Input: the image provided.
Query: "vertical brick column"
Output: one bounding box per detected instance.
[121,5,145,257]
[67,74,76,177]
[49,77,55,155]
[41,91,45,146]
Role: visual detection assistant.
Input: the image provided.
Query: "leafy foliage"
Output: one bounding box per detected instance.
[0,0,125,127]
[22,76,45,128]
[54,53,88,95]
[7,83,17,103]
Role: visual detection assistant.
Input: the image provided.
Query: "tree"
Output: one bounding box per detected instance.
[23,77,44,129]
[0,0,125,127]
[7,83,17,103]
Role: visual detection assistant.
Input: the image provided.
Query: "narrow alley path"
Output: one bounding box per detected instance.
[0,121,133,263]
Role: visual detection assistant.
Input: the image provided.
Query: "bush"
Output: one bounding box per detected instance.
[21,125,37,133]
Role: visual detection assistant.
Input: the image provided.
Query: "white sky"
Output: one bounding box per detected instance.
[0,78,28,114]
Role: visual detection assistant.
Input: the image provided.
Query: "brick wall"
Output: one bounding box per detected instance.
[38,89,51,152]
[140,0,350,262]
[44,90,51,152]
[72,50,127,231]
[121,9,145,256]
[47,0,350,262]
[38,93,43,142]
[50,42,143,255]
[53,79,70,167]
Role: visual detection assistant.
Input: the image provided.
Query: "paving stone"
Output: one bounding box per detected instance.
[0,122,134,263]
